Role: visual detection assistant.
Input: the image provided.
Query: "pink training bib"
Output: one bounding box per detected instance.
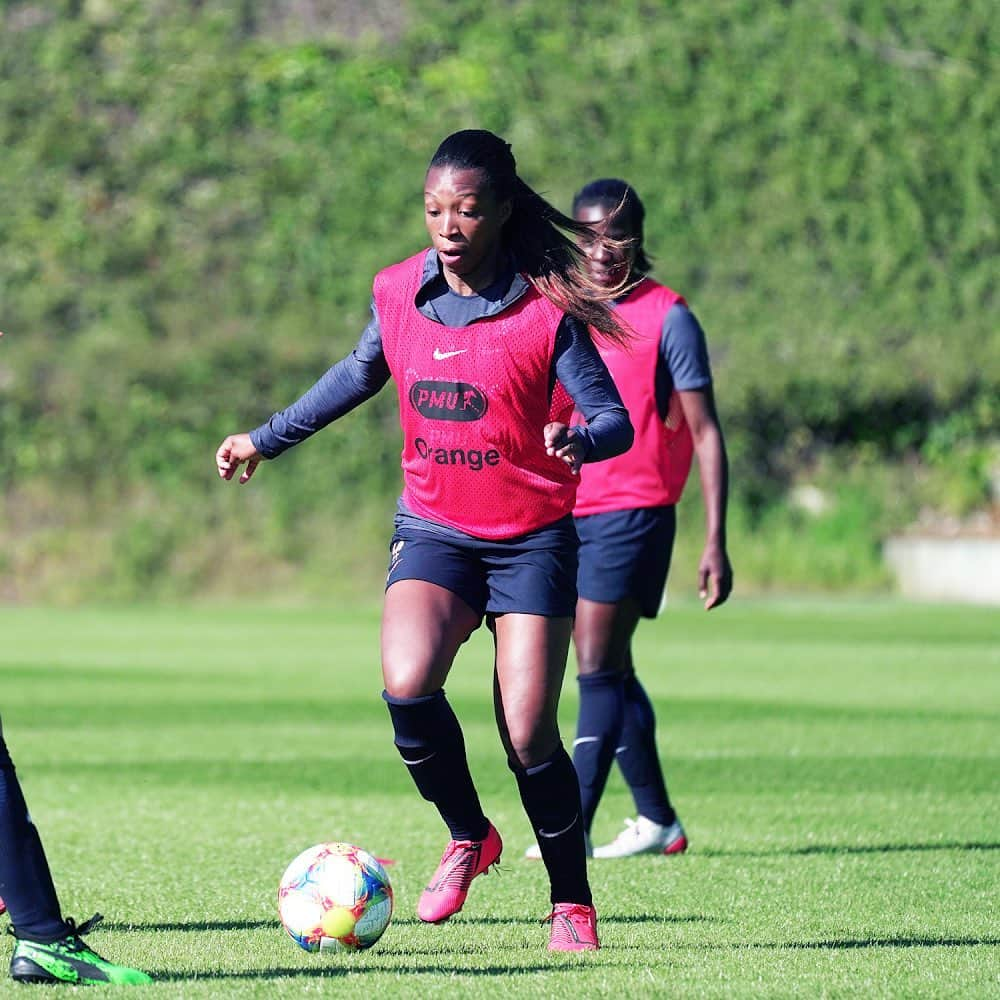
[375,252,577,539]
[574,277,693,516]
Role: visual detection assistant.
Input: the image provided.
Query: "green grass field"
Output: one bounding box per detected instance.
[1,599,997,997]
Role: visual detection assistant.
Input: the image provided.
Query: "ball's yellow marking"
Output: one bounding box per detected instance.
[321,907,356,939]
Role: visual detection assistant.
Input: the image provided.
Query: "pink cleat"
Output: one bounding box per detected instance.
[545,902,599,951]
[417,823,502,923]
[0,896,5,916]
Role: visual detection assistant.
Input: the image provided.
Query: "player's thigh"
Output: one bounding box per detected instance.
[381,579,481,697]
[573,597,643,676]
[492,613,573,767]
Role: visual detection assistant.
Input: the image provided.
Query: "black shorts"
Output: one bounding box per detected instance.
[385,516,579,619]
[575,506,676,618]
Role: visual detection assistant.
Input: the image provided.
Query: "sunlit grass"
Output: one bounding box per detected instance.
[1,599,997,997]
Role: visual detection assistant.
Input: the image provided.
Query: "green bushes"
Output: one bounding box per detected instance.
[0,0,996,601]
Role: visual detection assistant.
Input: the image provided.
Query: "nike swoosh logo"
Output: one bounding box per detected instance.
[432,348,468,361]
[538,815,580,839]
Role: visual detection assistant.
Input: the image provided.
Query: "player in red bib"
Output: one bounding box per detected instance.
[215,132,636,951]
[525,178,733,862]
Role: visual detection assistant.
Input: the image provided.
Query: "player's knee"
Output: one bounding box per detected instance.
[576,648,625,676]
[382,659,438,699]
[384,677,430,700]
[504,725,560,770]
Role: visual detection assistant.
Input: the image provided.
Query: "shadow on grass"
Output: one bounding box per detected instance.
[135,934,1000,984]
[148,962,594,982]
[739,935,1000,950]
[104,912,712,933]
[102,919,280,932]
[699,840,1000,858]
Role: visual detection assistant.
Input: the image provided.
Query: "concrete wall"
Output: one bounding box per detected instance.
[884,537,1000,605]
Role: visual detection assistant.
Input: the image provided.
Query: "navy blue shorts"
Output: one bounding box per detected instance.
[385,516,579,619]
[575,506,676,618]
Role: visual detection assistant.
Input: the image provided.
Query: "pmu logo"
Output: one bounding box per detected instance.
[409,380,488,422]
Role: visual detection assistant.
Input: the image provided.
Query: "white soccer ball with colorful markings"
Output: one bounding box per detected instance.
[278,842,393,953]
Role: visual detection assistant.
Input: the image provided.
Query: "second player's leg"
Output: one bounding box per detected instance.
[573,596,642,678]
[574,596,687,858]
[571,597,642,832]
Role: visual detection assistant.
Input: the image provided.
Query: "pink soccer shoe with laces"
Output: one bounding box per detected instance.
[417,822,503,923]
[545,902,600,951]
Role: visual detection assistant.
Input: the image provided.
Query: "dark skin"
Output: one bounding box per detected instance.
[216,166,584,768]
[572,201,733,678]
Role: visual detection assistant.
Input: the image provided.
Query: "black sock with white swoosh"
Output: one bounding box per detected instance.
[511,746,592,906]
[383,689,489,842]
[573,671,626,832]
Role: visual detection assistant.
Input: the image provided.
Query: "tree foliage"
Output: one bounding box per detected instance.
[0,0,997,598]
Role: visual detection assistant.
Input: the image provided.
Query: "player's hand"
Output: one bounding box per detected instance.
[216,433,263,484]
[544,422,584,475]
[698,541,732,610]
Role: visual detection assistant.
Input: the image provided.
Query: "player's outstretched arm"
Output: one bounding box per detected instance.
[216,433,263,484]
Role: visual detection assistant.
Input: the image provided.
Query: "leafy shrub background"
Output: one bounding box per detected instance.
[0,0,997,602]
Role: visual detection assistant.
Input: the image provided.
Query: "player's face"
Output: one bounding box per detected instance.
[574,202,637,290]
[424,166,512,294]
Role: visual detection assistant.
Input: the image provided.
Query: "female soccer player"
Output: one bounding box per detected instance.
[0,718,151,985]
[216,131,635,951]
[525,178,732,861]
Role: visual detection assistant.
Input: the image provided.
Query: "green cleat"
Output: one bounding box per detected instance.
[10,917,151,986]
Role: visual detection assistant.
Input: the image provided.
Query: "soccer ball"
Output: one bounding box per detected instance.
[278,842,394,953]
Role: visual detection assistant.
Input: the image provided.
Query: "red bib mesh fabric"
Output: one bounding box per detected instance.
[375,252,577,539]
[574,278,694,516]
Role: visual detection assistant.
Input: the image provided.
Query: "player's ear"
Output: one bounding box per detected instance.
[498,199,512,226]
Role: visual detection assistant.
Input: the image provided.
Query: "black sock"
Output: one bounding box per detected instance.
[573,672,625,832]
[0,738,68,942]
[383,690,489,842]
[616,674,675,826]
[512,747,592,906]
